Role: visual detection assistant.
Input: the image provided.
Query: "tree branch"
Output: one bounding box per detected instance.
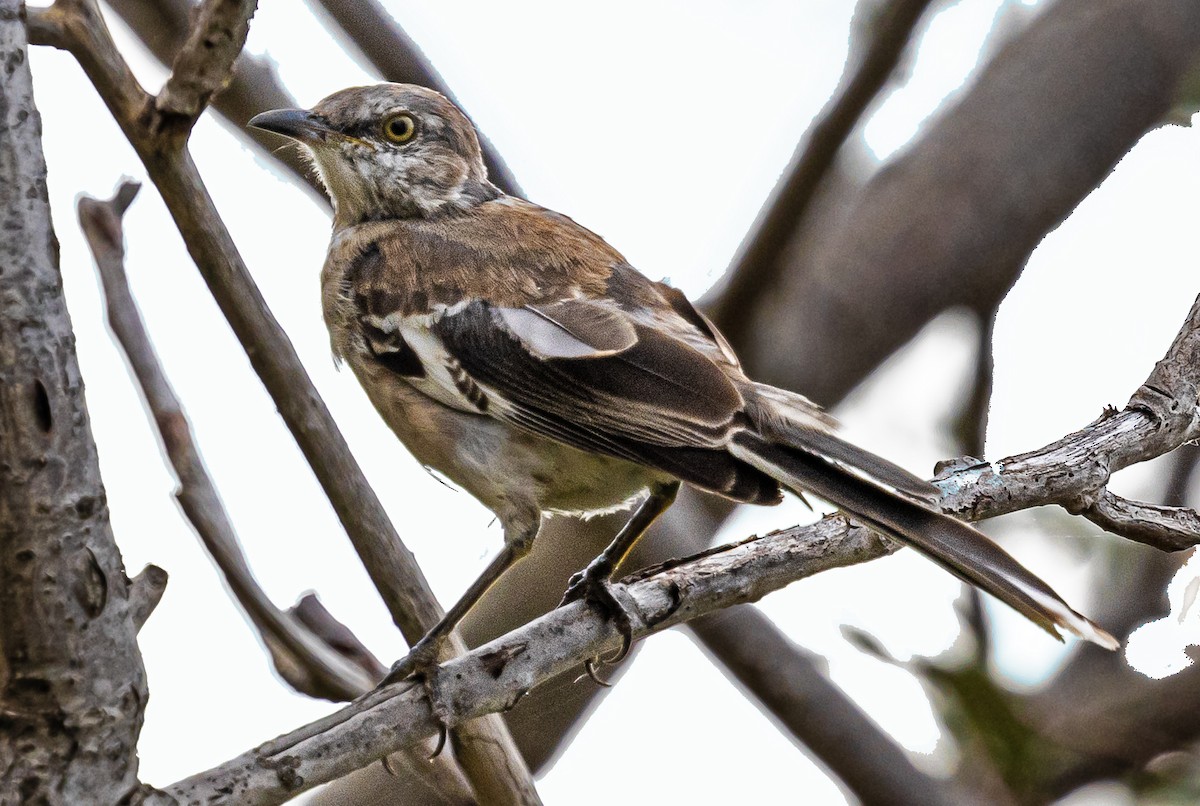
[128,563,170,632]
[99,0,328,202]
[157,289,1200,804]
[0,2,148,799]
[41,2,539,802]
[155,0,257,125]
[306,0,521,197]
[158,516,899,805]
[704,0,935,334]
[687,606,959,806]
[684,1,1200,793]
[937,291,1200,528]
[77,180,379,701]
[1072,489,1200,552]
[728,0,1200,401]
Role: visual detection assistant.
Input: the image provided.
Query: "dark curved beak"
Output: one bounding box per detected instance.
[247,108,332,141]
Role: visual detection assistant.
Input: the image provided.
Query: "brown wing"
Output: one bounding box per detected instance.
[429,298,779,504]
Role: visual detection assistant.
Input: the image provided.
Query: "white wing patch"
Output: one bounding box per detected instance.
[498,307,615,358]
[364,309,489,414]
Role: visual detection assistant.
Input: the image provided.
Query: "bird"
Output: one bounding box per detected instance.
[248,83,1116,684]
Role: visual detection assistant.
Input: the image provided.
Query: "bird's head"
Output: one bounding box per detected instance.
[249,83,499,226]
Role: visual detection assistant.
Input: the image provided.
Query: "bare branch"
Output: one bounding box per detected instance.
[307,0,521,197]
[128,563,170,632]
[50,3,538,800]
[0,3,147,798]
[99,0,328,202]
[290,594,389,682]
[729,0,1200,402]
[704,0,935,332]
[158,287,1200,803]
[938,292,1200,527]
[1072,490,1200,552]
[158,516,899,805]
[77,181,376,701]
[156,0,258,125]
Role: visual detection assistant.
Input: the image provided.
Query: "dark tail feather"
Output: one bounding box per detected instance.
[729,432,1117,650]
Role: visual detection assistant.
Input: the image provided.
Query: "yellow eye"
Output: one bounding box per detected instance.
[383,113,416,143]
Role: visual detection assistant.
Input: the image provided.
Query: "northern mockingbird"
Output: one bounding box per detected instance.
[250,83,1114,684]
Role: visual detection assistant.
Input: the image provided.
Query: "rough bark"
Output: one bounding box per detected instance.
[0,2,148,801]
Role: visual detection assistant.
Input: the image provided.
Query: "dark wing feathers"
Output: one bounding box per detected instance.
[431,300,779,503]
[434,301,741,442]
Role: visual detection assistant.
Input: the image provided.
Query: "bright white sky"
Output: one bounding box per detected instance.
[25,0,1200,803]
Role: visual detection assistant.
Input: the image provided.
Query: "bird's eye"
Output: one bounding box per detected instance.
[383,113,416,143]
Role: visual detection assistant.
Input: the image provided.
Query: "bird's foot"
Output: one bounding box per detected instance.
[560,558,638,685]
[379,635,450,758]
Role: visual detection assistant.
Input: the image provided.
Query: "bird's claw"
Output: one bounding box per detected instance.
[379,636,451,758]
[560,559,637,683]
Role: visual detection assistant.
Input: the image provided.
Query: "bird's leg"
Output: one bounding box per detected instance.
[380,517,539,688]
[560,481,680,675]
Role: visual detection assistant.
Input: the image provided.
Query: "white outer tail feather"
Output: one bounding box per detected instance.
[728,432,1117,651]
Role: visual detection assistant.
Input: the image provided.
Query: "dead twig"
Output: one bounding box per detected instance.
[77,181,378,701]
[128,563,170,632]
[156,0,258,125]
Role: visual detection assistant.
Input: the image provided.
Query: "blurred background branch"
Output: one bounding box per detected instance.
[306,0,521,196]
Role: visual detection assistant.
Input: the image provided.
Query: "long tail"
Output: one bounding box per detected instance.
[731,393,1116,649]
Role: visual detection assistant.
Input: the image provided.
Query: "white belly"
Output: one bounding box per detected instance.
[350,357,664,525]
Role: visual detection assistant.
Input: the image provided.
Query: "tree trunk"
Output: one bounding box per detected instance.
[0,2,148,801]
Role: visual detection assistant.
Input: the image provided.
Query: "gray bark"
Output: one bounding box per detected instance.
[0,2,147,802]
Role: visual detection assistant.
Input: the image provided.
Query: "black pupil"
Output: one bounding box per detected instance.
[389,118,410,138]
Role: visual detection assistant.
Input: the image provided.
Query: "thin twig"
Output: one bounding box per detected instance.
[44,2,538,802]
[290,594,389,681]
[703,0,935,332]
[956,306,998,665]
[78,181,377,701]
[307,0,521,197]
[1072,489,1200,551]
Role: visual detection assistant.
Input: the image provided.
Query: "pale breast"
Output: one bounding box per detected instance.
[345,351,660,524]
